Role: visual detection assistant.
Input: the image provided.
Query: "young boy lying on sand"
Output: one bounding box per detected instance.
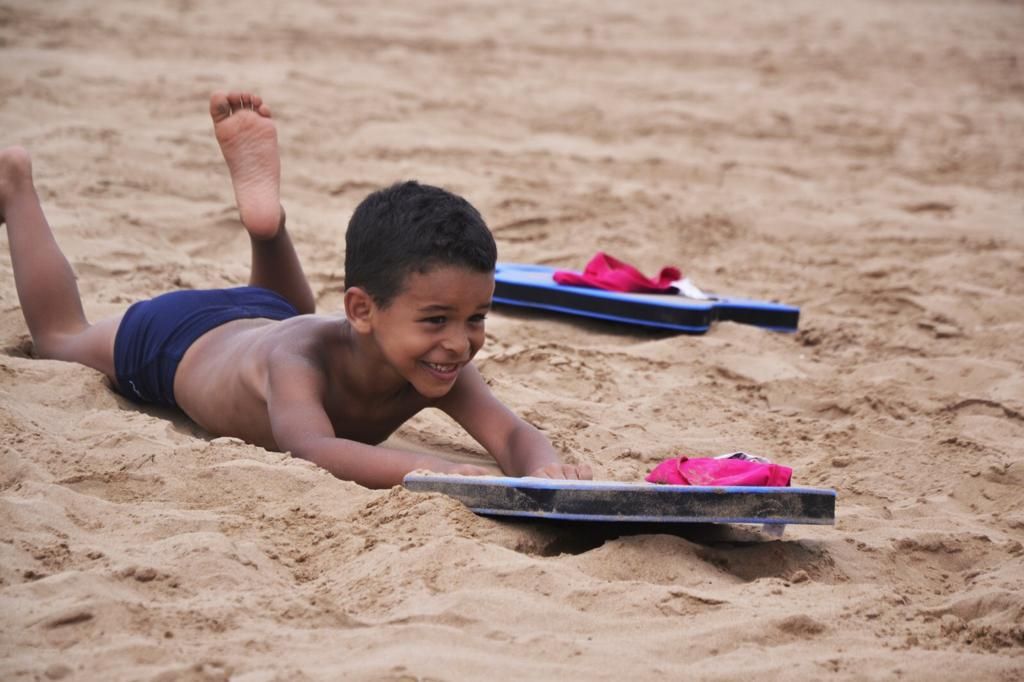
[0,91,592,488]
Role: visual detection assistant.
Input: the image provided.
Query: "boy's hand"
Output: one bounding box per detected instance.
[409,454,493,478]
[526,462,593,480]
[449,463,493,477]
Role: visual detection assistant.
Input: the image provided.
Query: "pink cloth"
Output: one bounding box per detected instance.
[553,252,680,294]
[645,456,793,487]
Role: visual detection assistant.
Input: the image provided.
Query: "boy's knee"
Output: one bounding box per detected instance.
[31,327,90,362]
[31,333,73,361]
[31,320,118,377]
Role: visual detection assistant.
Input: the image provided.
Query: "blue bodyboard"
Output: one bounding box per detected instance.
[403,474,835,526]
[493,263,799,333]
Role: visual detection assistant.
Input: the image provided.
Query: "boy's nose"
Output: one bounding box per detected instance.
[442,330,470,355]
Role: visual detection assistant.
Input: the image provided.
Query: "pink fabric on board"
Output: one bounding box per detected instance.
[552,252,681,294]
[645,456,793,487]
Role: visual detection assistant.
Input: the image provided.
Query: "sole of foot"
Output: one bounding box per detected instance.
[210,91,282,239]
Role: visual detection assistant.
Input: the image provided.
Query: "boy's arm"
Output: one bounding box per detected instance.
[436,364,592,479]
[265,354,488,488]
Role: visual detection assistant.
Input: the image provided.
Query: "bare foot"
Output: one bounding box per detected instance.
[210,91,282,239]
[0,146,34,225]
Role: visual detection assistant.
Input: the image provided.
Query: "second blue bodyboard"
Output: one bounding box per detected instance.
[493,263,799,333]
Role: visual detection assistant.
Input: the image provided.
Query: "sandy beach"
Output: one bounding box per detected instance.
[1,0,1023,679]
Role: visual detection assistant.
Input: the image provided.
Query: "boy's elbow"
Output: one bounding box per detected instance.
[279,435,336,469]
[279,436,400,489]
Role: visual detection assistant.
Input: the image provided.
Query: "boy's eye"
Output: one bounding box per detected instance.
[470,314,488,324]
[421,316,446,325]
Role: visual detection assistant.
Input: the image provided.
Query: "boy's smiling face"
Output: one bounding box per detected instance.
[369,265,495,398]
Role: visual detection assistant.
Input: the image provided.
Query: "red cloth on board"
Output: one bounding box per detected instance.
[553,252,680,294]
[645,456,793,487]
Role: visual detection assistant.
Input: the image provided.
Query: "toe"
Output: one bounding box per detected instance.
[226,91,244,113]
[209,91,231,121]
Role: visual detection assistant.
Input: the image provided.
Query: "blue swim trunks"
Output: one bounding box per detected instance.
[113,286,299,407]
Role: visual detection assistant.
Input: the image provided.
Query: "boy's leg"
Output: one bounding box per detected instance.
[0,146,118,377]
[211,91,315,314]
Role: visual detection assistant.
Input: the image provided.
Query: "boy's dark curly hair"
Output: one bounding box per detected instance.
[344,181,497,307]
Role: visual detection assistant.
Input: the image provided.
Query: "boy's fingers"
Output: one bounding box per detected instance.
[461,465,489,476]
[529,464,557,479]
[528,463,592,480]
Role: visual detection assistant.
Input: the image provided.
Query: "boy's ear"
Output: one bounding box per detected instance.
[344,287,375,333]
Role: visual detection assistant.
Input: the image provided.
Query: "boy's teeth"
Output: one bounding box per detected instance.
[427,362,457,372]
